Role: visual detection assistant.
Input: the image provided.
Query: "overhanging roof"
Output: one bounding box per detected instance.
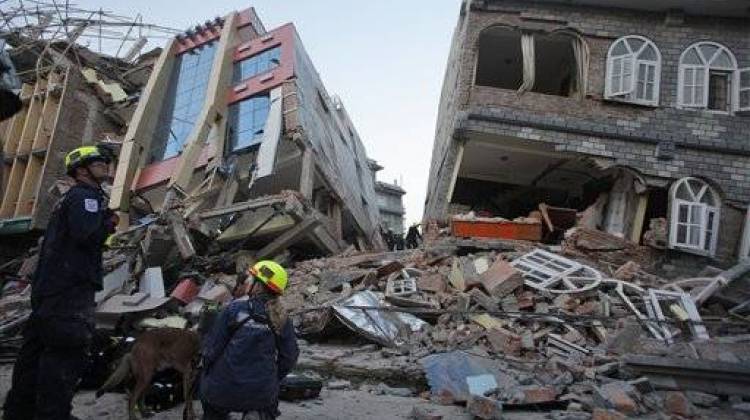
[520,0,750,18]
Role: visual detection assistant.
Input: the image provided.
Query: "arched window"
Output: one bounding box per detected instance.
[605,36,661,106]
[677,42,744,112]
[669,177,721,256]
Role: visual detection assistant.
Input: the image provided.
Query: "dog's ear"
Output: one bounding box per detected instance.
[265,298,288,334]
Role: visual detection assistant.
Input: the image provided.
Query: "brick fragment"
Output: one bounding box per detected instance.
[479,259,523,298]
[466,395,503,419]
[522,386,558,403]
[410,406,443,420]
[417,273,447,293]
[665,391,695,417]
[486,327,521,356]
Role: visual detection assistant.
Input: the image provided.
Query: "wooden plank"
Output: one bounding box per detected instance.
[14,155,43,217]
[110,38,179,215]
[16,79,47,156]
[0,159,26,218]
[630,194,649,243]
[31,72,62,151]
[255,217,319,260]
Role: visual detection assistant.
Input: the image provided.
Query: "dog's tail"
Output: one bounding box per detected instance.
[95,353,132,398]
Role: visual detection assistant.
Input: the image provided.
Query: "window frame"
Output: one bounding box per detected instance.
[740,207,750,261]
[668,177,721,257]
[677,42,739,113]
[604,35,661,106]
[227,94,271,153]
[737,67,750,113]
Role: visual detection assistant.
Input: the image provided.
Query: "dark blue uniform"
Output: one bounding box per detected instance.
[200,296,299,419]
[4,182,111,420]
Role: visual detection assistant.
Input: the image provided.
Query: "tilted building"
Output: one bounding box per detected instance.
[426,0,750,263]
[111,8,384,257]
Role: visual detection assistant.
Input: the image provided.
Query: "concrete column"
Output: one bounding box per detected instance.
[300,147,314,201]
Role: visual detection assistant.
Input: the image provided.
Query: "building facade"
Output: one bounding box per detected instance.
[375,181,406,235]
[426,0,750,262]
[112,8,384,256]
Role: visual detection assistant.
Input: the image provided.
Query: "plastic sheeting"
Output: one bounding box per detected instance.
[332,290,427,347]
[420,351,519,402]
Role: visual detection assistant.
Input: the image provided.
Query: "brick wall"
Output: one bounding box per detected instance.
[425,0,750,259]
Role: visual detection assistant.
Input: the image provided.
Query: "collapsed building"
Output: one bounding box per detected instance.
[110,7,385,258]
[368,159,407,235]
[425,0,750,264]
[0,1,174,237]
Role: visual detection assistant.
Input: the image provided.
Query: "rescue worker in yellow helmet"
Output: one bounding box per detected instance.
[200,261,299,420]
[5,145,117,420]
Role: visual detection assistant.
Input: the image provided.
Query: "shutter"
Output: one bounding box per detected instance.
[607,54,635,97]
[679,66,708,108]
[738,67,750,112]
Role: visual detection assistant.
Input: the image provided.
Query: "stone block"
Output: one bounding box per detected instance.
[479,259,523,298]
[467,395,503,419]
[410,407,443,420]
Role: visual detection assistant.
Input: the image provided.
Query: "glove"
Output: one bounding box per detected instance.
[104,209,119,234]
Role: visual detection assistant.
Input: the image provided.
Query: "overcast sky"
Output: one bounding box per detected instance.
[72,0,462,225]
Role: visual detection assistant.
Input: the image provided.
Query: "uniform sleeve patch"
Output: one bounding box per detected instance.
[84,198,99,213]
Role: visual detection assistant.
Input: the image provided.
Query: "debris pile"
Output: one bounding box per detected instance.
[1,217,750,417]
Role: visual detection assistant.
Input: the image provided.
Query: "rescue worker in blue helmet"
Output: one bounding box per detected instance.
[200,260,299,420]
[4,145,118,420]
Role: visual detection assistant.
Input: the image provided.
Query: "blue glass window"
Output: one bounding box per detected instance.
[150,42,217,162]
[228,95,270,151]
[233,47,281,83]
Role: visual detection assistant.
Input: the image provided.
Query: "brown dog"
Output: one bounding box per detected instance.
[96,328,201,420]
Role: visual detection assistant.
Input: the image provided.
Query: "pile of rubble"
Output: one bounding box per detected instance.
[283,231,750,418]
[1,214,750,418]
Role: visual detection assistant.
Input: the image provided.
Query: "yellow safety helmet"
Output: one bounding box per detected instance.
[64,145,112,175]
[248,260,288,294]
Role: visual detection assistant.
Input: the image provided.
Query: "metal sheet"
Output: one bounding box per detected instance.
[332,290,426,347]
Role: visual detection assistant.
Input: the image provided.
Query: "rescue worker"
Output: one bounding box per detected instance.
[3,145,116,420]
[200,260,299,420]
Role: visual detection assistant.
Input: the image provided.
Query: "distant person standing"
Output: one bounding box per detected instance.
[4,146,116,420]
[405,224,422,249]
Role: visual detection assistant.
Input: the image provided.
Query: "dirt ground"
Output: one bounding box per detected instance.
[0,364,478,420]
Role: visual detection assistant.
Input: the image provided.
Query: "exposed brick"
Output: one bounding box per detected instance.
[479,259,524,298]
